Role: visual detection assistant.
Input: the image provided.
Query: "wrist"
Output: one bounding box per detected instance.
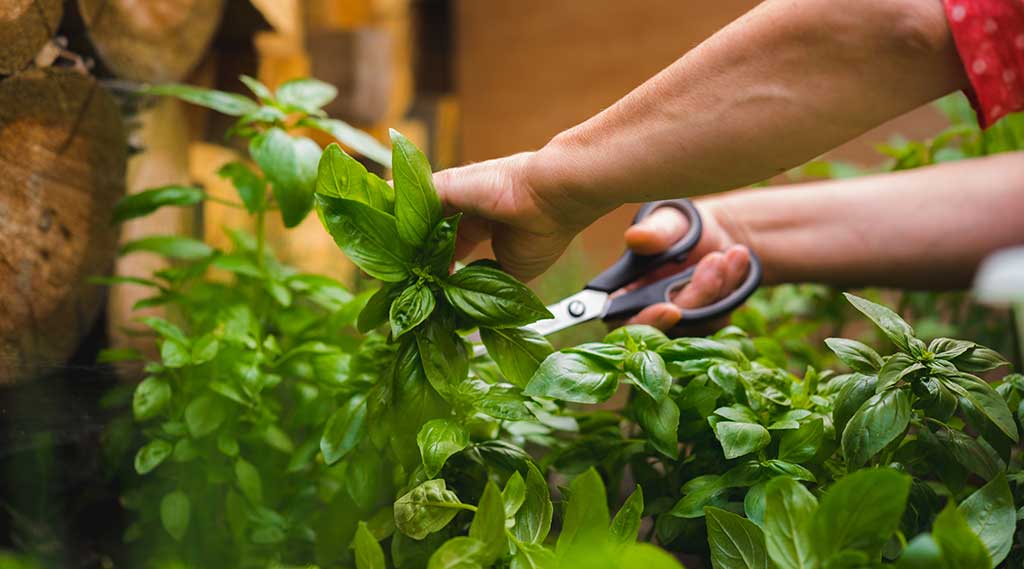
[522,134,620,231]
[698,195,784,286]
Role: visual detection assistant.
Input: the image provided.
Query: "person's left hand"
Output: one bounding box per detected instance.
[617,202,752,333]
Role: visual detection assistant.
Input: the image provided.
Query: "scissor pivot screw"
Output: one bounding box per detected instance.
[568,300,586,317]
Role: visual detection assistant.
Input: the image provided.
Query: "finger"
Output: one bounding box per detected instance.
[671,252,726,309]
[626,302,682,331]
[452,216,492,260]
[720,245,751,295]
[624,207,691,256]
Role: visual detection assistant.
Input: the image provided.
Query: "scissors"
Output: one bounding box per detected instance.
[473,199,762,355]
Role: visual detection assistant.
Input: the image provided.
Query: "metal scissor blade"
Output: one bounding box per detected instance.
[470,289,610,357]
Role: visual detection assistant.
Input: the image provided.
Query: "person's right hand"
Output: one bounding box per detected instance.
[619,202,752,333]
[433,152,612,282]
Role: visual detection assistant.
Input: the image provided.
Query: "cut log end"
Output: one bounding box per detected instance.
[0,0,63,75]
[0,68,127,384]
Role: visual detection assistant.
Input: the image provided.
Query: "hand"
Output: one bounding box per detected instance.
[432,152,612,282]
[619,203,752,333]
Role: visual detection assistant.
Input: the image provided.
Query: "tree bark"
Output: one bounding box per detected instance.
[75,0,226,82]
[0,68,127,384]
[0,0,63,75]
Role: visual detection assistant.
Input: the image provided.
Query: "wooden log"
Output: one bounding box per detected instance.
[75,0,226,82]
[0,0,63,75]
[0,68,127,384]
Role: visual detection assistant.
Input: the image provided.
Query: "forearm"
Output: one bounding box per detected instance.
[527,0,967,215]
[703,152,1024,289]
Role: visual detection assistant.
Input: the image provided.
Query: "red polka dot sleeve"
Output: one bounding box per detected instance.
[942,0,1024,127]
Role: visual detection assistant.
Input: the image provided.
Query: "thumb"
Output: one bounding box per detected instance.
[624,207,691,255]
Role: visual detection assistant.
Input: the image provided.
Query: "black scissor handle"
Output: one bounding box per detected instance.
[586,199,703,293]
[602,248,763,324]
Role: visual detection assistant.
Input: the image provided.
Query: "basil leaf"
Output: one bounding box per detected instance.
[610,486,644,545]
[317,194,412,282]
[469,482,506,564]
[809,468,910,561]
[524,351,619,404]
[424,214,461,276]
[931,502,991,568]
[235,458,262,503]
[417,418,470,478]
[877,353,917,391]
[133,376,171,421]
[760,460,816,483]
[316,143,392,211]
[121,235,213,260]
[502,471,527,519]
[218,162,265,213]
[276,77,337,113]
[250,128,320,228]
[778,418,823,464]
[634,395,680,459]
[112,185,203,223]
[943,372,1019,442]
[390,338,449,443]
[764,477,817,569]
[934,427,1004,481]
[843,293,915,352]
[358,283,403,332]
[625,350,671,401]
[658,337,747,365]
[390,283,436,338]
[321,395,367,465]
[480,327,554,388]
[605,325,670,351]
[160,490,191,541]
[394,479,466,540]
[185,395,227,438]
[475,383,532,421]
[929,337,975,360]
[511,542,557,569]
[714,421,771,460]
[832,373,877,436]
[353,521,386,569]
[556,468,610,558]
[959,473,1015,565]
[147,84,259,116]
[952,345,1010,373]
[841,389,911,469]
[704,506,771,569]
[391,129,443,246]
[670,462,763,519]
[513,463,553,544]
[443,265,552,327]
[427,536,487,569]
[824,338,883,374]
[416,320,469,397]
[897,534,942,568]
[564,342,631,368]
[135,439,172,475]
[239,75,272,101]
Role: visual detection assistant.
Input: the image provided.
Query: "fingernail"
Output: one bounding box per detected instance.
[656,304,681,329]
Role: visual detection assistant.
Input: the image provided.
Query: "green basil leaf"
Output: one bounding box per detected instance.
[625,350,671,401]
[469,482,507,564]
[316,194,412,282]
[475,383,532,421]
[250,128,320,228]
[843,293,915,352]
[218,161,265,213]
[511,542,557,569]
[928,337,974,360]
[619,543,689,568]
[524,351,619,404]
[744,483,767,528]
[390,129,443,246]
[958,473,1015,565]
[714,404,759,424]
[358,283,403,332]
[896,534,942,568]
[301,117,392,168]
[824,337,883,374]
[112,185,203,223]
[427,536,487,569]
[276,77,337,113]
[658,337,747,364]
[556,468,610,558]
[347,449,385,510]
[564,342,631,368]
[934,427,1004,481]
[634,395,680,459]
[714,421,771,460]
[841,389,911,469]
[353,521,386,569]
[147,84,259,116]
[610,486,645,545]
[417,418,470,478]
[764,476,817,569]
[416,320,469,397]
[952,345,1010,373]
[810,468,910,561]
[390,338,449,445]
[480,327,554,388]
[443,265,552,327]
[778,417,823,464]
[760,460,816,483]
[670,463,763,519]
[235,458,262,503]
[832,373,878,436]
[121,235,213,260]
[133,376,171,421]
[502,471,527,519]
[390,283,436,338]
[877,353,918,391]
[185,394,227,438]
[321,395,367,465]
[931,502,992,568]
[513,463,553,544]
[704,506,771,569]
[239,75,273,101]
[943,372,1019,442]
[160,490,191,541]
[134,439,172,475]
[394,479,467,540]
[315,143,392,210]
[605,325,670,351]
[424,214,461,276]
